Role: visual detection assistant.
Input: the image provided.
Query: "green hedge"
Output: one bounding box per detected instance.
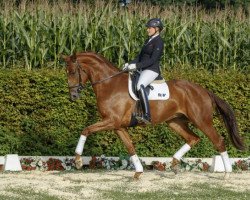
[0,68,249,157]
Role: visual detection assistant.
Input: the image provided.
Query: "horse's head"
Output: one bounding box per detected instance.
[62,54,88,101]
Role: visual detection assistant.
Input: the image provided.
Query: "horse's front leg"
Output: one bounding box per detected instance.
[116,128,143,180]
[75,119,115,169]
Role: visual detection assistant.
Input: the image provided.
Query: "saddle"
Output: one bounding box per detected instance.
[128,71,169,101]
[131,71,154,97]
[128,71,170,126]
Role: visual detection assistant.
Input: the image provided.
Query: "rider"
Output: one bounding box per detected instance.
[123,18,164,123]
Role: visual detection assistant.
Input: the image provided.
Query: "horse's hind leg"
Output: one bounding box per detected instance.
[168,119,200,174]
[115,128,143,179]
[194,120,232,176]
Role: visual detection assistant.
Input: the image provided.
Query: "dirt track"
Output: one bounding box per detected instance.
[0,170,249,199]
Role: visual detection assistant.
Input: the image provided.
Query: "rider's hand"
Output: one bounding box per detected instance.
[127,63,136,71]
[122,63,129,70]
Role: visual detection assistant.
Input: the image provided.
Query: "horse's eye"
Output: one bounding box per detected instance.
[67,69,76,75]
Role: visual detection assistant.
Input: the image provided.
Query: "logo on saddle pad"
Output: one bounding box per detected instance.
[128,74,170,101]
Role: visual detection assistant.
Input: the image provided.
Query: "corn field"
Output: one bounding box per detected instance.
[0,0,249,71]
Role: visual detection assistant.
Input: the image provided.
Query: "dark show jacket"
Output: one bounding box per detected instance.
[130,35,164,74]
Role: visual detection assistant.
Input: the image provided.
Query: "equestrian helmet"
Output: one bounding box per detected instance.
[145,18,163,31]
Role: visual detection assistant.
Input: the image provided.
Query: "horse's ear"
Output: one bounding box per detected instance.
[71,52,77,63]
[61,55,69,62]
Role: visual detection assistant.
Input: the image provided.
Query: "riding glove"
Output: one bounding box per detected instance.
[122,63,129,70]
[127,63,137,71]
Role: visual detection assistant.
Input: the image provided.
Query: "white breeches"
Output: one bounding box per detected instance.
[137,70,159,91]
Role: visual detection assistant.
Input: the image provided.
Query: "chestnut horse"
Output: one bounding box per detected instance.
[62,52,244,179]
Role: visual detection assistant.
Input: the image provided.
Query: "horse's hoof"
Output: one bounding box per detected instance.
[224,173,230,180]
[75,158,83,169]
[133,172,143,180]
[171,166,178,175]
[171,158,180,175]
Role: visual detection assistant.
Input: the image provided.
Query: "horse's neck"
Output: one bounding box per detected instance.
[90,64,118,84]
[79,55,119,85]
[92,70,128,104]
[80,53,119,93]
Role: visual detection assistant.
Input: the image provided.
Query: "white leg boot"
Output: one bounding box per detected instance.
[75,135,87,155]
[75,135,87,169]
[220,151,232,179]
[173,143,191,160]
[131,154,143,172]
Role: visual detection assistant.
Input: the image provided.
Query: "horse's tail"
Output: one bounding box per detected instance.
[208,91,245,151]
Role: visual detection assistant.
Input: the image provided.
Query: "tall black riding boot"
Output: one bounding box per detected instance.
[138,85,151,123]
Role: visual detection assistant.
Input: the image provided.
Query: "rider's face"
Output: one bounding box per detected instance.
[147,27,158,37]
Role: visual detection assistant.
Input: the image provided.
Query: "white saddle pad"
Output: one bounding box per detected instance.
[128,74,170,101]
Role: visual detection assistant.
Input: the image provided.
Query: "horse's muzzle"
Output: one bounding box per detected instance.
[70,92,80,101]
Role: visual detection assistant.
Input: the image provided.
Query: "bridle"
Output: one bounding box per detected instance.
[68,61,85,93]
[68,60,126,92]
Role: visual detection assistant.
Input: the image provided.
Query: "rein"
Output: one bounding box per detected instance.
[74,60,127,87]
[91,70,126,86]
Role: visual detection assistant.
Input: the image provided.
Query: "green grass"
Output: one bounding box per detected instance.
[2,187,62,200]
[101,183,250,200]
[1,183,249,200]
[17,182,247,200]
